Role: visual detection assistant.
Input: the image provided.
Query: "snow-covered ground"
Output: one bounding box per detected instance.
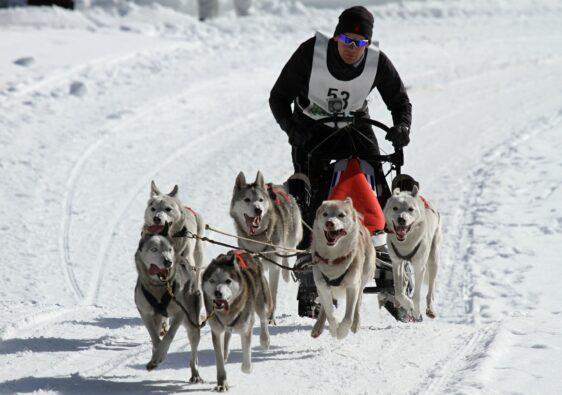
[1,0,561,393]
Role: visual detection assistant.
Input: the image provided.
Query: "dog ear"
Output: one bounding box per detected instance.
[345,197,353,206]
[235,171,247,190]
[255,171,265,189]
[138,238,145,251]
[411,185,419,197]
[393,187,401,196]
[150,180,161,197]
[168,184,179,197]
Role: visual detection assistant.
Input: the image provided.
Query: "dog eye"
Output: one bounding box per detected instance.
[259,198,264,202]
[392,207,398,211]
[209,279,215,284]
[165,207,172,212]
[408,207,414,212]
[225,279,231,285]
[151,207,155,212]
[322,212,328,217]
[338,213,345,218]
[150,247,157,252]
[244,198,251,203]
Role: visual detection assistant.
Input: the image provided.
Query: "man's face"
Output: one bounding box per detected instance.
[335,32,368,65]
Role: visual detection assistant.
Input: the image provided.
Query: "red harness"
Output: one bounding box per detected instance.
[267,184,291,206]
[233,250,249,270]
[185,206,198,217]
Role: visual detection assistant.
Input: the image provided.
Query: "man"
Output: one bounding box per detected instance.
[270,5,411,253]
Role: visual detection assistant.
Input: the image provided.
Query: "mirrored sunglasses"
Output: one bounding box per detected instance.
[338,34,369,48]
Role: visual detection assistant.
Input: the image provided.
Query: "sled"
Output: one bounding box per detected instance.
[289,114,419,322]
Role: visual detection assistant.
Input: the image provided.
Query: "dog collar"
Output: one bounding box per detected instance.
[313,251,352,265]
[321,267,350,287]
[141,281,177,318]
[390,241,422,261]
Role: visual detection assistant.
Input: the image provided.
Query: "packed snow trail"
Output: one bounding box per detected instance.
[1,1,561,393]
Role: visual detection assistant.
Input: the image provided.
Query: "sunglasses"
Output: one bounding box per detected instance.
[338,34,369,48]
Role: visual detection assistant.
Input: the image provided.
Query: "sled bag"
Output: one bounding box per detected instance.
[328,158,385,234]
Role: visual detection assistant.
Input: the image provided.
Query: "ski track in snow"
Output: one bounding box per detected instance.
[1,1,562,393]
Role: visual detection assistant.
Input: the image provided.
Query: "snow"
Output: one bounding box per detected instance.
[1,0,561,393]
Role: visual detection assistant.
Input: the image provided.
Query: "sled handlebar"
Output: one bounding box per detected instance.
[309,114,404,171]
[315,114,391,133]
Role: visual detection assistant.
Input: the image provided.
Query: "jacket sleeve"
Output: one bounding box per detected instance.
[269,38,315,134]
[373,51,412,128]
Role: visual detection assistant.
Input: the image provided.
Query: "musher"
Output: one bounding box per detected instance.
[269,5,412,263]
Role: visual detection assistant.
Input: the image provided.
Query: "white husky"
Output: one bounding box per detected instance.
[310,198,375,339]
[383,185,442,319]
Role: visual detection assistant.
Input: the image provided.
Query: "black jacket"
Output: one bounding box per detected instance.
[269,36,412,135]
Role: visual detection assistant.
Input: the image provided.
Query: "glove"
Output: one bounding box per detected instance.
[287,122,312,148]
[385,125,410,148]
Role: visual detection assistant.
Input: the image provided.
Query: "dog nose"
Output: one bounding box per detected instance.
[326,220,334,229]
[214,290,223,298]
[163,258,172,268]
[153,217,161,224]
[397,217,406,226]
[254,207,262,216]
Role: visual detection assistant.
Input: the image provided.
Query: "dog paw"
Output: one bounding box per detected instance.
[268,318,277,326]
[426,308,436,319]
[351,320,359,334]
[146,360,158,371]
[241,362,252,374]
[336,321,351,339]
[215,382,229,392]
[311,323,324,339]
[189,374,204,384]
[260,333,270,350]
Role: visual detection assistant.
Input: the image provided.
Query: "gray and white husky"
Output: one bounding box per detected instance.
[143,181,206,271]
[134,223,203,382]
[202,252,272,392]
[383,185,442,319]
[310,198,376,340]
[229,171,302,323]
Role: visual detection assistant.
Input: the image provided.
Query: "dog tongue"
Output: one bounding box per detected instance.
[214,299,229,312]
[148,264,168,276]
[146,224,164,234]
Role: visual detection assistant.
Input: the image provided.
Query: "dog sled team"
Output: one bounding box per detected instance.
[133,5,442,391]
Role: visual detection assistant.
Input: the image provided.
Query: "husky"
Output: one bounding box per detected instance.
[202,251,272,392]
[310,198,376,339]
[383,184,442,320]
[229,171,302,323]
[134,223,203,383]
[143,181,206,288]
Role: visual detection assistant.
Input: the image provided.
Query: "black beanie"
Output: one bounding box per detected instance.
[334,6,374,42]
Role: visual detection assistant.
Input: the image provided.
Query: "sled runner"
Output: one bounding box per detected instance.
[289,114,418,322]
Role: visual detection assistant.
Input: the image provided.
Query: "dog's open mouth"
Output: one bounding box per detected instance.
[148,264,170,281]
[393,222,412,241]
[213,299,229,312]
[244,214,262,235]
[145,224,165,234]
[324,229,347,246]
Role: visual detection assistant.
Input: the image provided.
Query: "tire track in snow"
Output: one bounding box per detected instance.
[418,324,499,395]
[417,111,562,393]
